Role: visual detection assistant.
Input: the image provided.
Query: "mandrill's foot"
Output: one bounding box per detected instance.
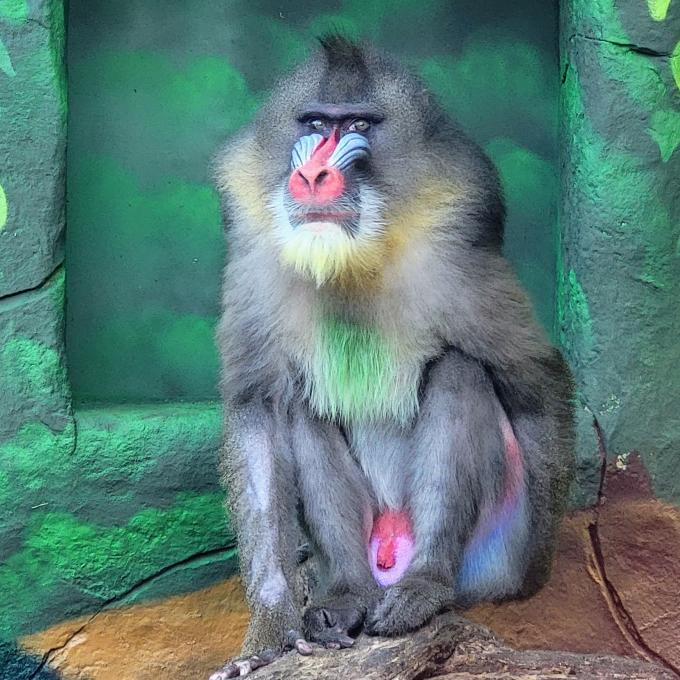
[365,575,456,636]
[208,630,313,679]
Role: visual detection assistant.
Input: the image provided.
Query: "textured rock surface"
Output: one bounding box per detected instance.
[0,0,67,297]
[0,267,71,439]
[22,578,249,680]
[0,641,60,680]
[595,453,680,670]
[25,606,674,680]
[559,0,680,505]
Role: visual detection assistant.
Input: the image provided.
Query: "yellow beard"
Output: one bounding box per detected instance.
[218,141,464,290]
[279,222,386,288]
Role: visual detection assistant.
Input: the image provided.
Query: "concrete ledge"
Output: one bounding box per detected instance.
[0,401,234,641]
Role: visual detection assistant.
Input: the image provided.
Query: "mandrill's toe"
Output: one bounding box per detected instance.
[208,630,315,678]
[208,649,277,679]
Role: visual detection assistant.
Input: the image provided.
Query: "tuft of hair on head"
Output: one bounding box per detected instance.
[317,32,369,79]
[318,33,365,65]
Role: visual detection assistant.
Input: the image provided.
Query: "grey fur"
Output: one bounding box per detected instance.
[211,35,574,677]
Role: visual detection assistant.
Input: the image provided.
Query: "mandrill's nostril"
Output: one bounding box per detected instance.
[288,164,345,204]
[298,166,330,188]
[294,168,312,190]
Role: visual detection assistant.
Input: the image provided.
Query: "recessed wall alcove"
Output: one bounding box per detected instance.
[65,0,560,404]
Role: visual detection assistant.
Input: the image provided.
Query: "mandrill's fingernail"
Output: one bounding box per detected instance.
[296,639,314,655]
[230,659,253,676]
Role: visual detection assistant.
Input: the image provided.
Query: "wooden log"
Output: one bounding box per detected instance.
[246,612,675,679]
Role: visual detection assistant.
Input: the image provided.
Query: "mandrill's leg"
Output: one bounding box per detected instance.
[290,403,381,647]
[210,398,311,680]
[366,350,514,636]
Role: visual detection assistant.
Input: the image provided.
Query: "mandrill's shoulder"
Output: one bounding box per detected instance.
[428,240,565,390]
[425,123,506,250]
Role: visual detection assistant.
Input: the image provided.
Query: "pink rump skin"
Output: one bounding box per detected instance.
[368,510,415,587]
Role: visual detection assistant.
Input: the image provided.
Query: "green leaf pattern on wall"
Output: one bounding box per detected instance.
[0,0,29,23]
[672,41,680,91]
[0,184,7,231]
[0,0,30,77]
[0,37,15,77]
[649,109,680,161]
[647,0,672,21]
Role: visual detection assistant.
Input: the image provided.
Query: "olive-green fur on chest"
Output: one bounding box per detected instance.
[305,316,420,425]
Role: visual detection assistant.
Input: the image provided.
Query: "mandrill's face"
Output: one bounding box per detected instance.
[271,104,387,288]
[218,38,452,289]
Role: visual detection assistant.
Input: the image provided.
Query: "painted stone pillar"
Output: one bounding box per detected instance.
[0,5,72,475]
[0,0,67,295]
[0,0,73,641]
[560,0,680,506]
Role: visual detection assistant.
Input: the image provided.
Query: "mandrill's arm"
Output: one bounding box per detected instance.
[365,350,509,635]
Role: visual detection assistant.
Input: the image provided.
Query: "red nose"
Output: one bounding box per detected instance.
[288,163,345,204]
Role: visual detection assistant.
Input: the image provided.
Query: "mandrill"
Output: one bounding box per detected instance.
[210,35,575,679]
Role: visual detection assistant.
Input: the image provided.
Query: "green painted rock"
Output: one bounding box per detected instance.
[0,0,66,297]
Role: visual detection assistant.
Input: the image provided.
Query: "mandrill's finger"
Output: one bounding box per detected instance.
[248,653,273,671]
[234,659,254,675]
[253,649,278,666]
[313,628,355,649]
[331,632,355,649]
[295,638,314,655]
[285,629,314,656]
[208,651,280,680]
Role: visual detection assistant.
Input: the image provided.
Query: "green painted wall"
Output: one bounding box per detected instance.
[0,399,235,641]
[64,0,560,403]
[560,0,680,506]
[0,0,65,298]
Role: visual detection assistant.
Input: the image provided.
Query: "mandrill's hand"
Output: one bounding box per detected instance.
[303,604,365,649]
[208,593,368,679]
[301,587,378,648]
[364,574,456,637]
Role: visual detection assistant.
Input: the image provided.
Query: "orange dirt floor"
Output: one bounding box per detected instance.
[22,457,680,679]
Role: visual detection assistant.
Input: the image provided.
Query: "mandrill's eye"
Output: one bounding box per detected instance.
[309,119,326,131]
[348,119,370,133]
